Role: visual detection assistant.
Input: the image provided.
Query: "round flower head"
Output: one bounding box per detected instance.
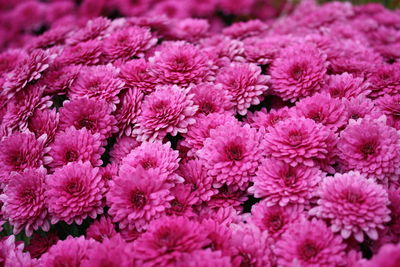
[270,43,327,102]
[107,166,173,231]
[69,65,125,110]
[291,93,347,132]
[376,94,400,130]
[26,232,58,259]
[324,72,370,99]
[361,242,400,267]
[274,219,347,267]
[39,236,96,267]
[120,141,180,183]
[264,117,337,168]
[245,107,290,130]
[0,132,51,184]
[197,122,263,190]
[149,41,214,87]
[114,88,143,136]
[200,35,244,67]
[0,168,49,236]
[67,17,111,45]
[337,117,400,182]
[49,127,104,169]
[223,19,268,39]
[133,85,198,142]
[176,249,231,267]
[86,216,117,242]
[309,171,391,242]
[109,136,140,164]
[166,184,197,217]
[344,96,382,122]
[39,64,80,96]
[171,18,210,42]
[45,161,106,225]
[28,25,71,50]
[191,83,233,117]
[180,112,237,157]
[250,202,305,239]
[133,216,209,266]
[59,98,118,141]
[216,62,269,115]
[208,185,248,211]
[119,59,158,95]
[249,158,323,207]
[368,64,400,98]
[242,36,285,65]
[0,235,32,267]
[57,40,103,66]
[104,26,157,61]
[28,108,59,144]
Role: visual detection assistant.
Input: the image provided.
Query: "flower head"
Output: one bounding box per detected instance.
[109,136,140,164]
[119,59,158,95]
[376,94,400,130]
[114,88,143,136]
[324,72,370,99]
[191,83,233,117]
[86,216,117,242]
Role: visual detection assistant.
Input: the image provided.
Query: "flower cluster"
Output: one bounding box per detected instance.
[0,0,399,266]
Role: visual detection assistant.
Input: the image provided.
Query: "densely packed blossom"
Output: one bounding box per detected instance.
[0,0,400,265]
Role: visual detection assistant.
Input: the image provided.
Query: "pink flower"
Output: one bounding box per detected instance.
[191,83,233,117]
[219,0,255,16]
[133,216,209,266]
[197,122,263,190]
[245,107,290,130]
[39,236,96,266]
[324,72,370,99]
[107,166,173,231]
[223,20,268,39]
[69,65,125,110]
[216,62,269,115]
[119,59,158,95]
[67,17,111,45]
[274,219,347,267]
[249,158,323,206]
[109,136,140,164]
[243,36,283,65]
[57,40,103,66]
[149,41,214,87]
[264,117,337,168]
[120,141,180,183]
[86,216,117,242]
[361,243,400,267]
[368,64,400,98]
[337,117,400,182]
[201,218,233,254]
[376,94,400,130]
[0,168,49,236]
[45,161,106,225]
[49,127,104,169]
[291,93,348,132]
[171,18,210,42]
[176,249,231,267]
[27,108,59,145]
[133,85,198,142]
[166,184,197,217]
[114,88,143,136]
[270,43,327,102]
[208,185,248,210]
[309,171,391,242]
[59,98,118,141]
[0,235,32,266]
[0,132,51,184]
[104,26,157,61]
[25,232,58,259]
[39,64,80,96]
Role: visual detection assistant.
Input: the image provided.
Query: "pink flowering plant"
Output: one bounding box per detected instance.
[0,0,399,266]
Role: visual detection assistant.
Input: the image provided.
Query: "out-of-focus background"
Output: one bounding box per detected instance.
[319,0,399,8]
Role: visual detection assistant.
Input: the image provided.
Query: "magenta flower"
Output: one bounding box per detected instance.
[376,94,400,130]
[119,59,158,95]
[344,96,382,122]
[171,18,209,42]
[28,108,59,144]
[324,72,370,99]
[133,85,198,142]
[245,107,290,130]
[114,88,143,136]
[67,17,111,45]
[45,161,106,225]
[107,166,173,231]
[109,136,140,164]
[361,243,400,267]
[39,64,80,96]
[175,249,231,267]
[191,83,233,117]
[368,64,400,98]
[0,235,32,266]
[25,232,58,259]
[57,40,103,66]
[86,216,117,243]
[309,171,391,242]
[223,19,268,39]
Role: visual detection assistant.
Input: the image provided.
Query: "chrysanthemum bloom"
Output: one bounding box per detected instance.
[120,141,180,183]
[28,108,59,144]
[109,136,140,164]
[0,235,32,266]
[243,36,284,65]
[49,127,104,169]
[171,18,210,42]
[107,166,173,231]
[39,64,80,96]
[25,232,58,259]
[149,41,214,87]
[324,72,370,99]
[0,132,51,184]
[104,26,157,61]
[269,43,327,102]
[230,223,271,267]
[67,17,111,45]
[148,0,191,19]
[39,236,96,267]
[166,184,197,217]
[114,88,143,136]
[264,117,337,168]
[376,94,400,130]
[291,93,347,132]
[360,243,400,267]
[343,96,382,122]
[208,185,248,211]
[0,49,26,76]
[198,218,232,254]
[309,171,391,242]
[368,64,400,98]
[180,113,237,157]
[223,20,268,39]
[176,249,231,267]
[245,107,290,130]
[216,62,269,115]
[45,161,106,225]
[133,216,210,266]
[337,117,400,182]
[119,59,158,95]
[69,65,125,110]
[56,40,103,66]
[0,168,49,236]
[274,219,347,267]
[28,25,71,50]
[82,235,135,267]
[197,122,263,190]
[250,202,305,239]
[2,49,50,99]
[200,35,244,67]
[59,98,118,141]
[133,85,198,142]
[191,83,233,117]
[249,158,323,206]
[86,215,117,243]
[177,159,217,204]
